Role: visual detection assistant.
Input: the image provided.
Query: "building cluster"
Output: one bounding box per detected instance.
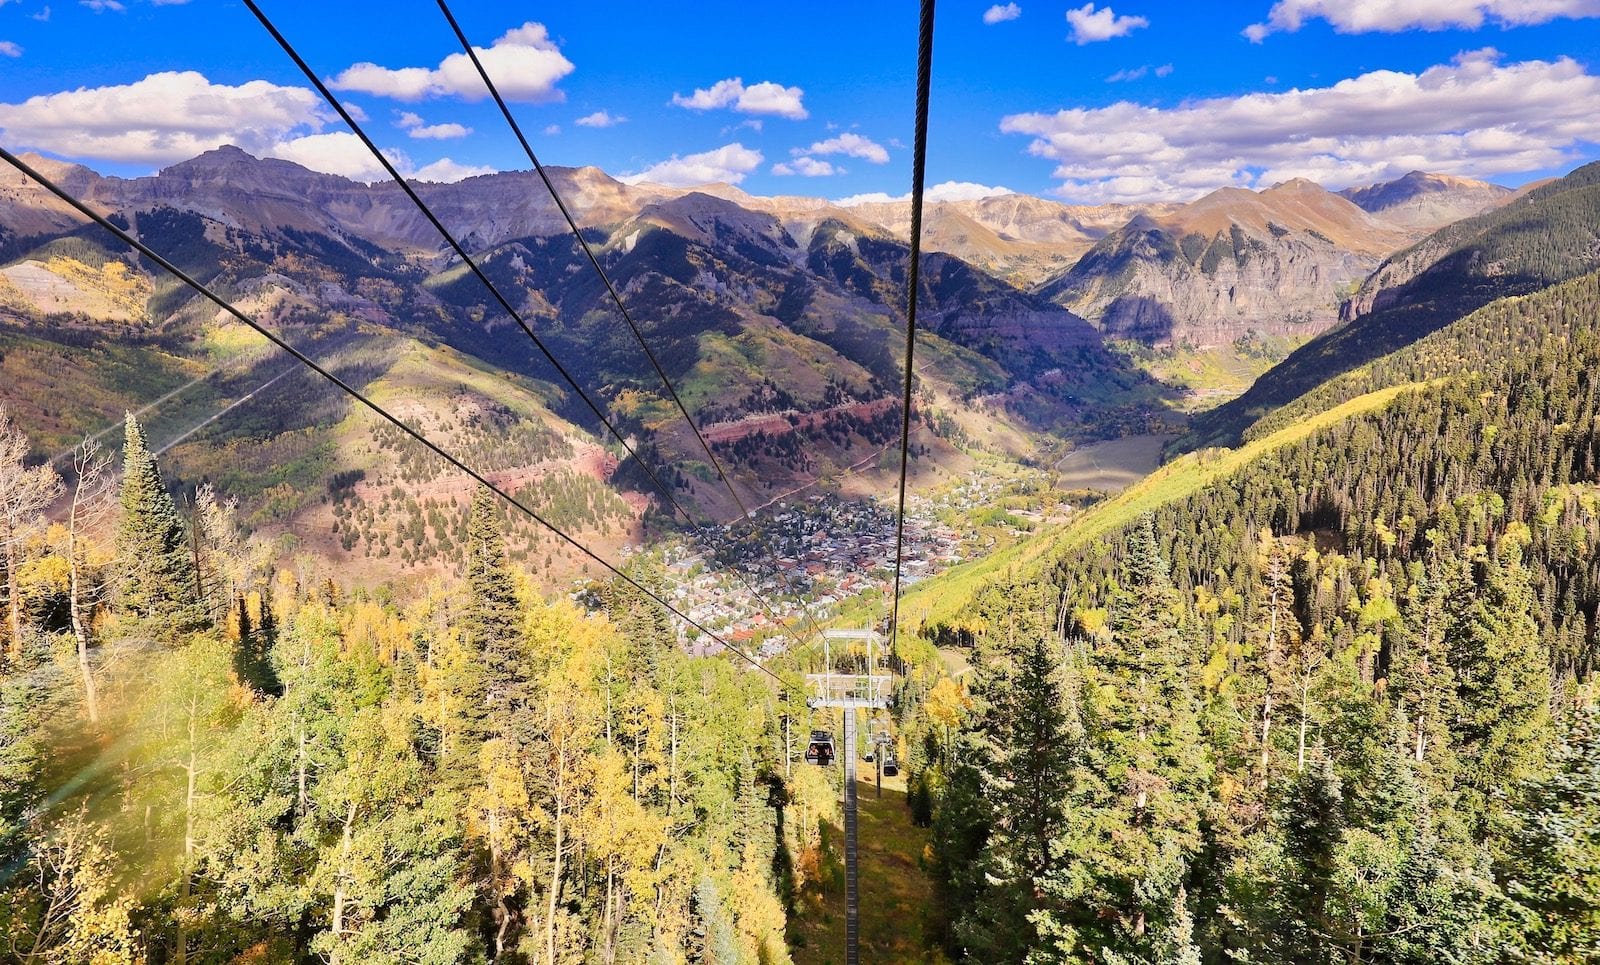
[638,492,964,660]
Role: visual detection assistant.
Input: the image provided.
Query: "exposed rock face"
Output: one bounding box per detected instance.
[1038,180,1414,349]
[1340,170,1512,231]
[828,194,1176,288]
[3,146,681,256]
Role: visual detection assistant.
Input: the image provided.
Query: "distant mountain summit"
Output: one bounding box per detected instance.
[1036,178,1412,349]
[1339,170,1513,230]
[1186,160,1600,448]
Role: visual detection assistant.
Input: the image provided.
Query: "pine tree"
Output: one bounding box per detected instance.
[1447,535,1554,829]
[1035,517,1210,962]
[1273,757,1345,965]
[115,413,204,635]
[1499,703,1600,963]
[459,486,522,727]
[960,631,1076,963]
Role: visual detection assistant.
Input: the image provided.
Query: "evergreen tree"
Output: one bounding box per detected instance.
[1035,517,1210,962]
[459,487,523,728]
[1448,535,1554,829]
[960,631,1076,963]
[1499,704,1600,963]
[115,413,204,635]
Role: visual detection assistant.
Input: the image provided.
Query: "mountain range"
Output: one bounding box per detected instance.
[0,146,1531,584]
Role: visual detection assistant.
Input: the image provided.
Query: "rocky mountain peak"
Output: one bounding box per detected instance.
[1339,170,1512,230]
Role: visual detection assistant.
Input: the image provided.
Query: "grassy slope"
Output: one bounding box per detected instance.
[901,381,1435,631]
[790,781,950,965]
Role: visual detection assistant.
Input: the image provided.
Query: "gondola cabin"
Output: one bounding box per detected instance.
[882,753,899,777]
[804,729,835,766]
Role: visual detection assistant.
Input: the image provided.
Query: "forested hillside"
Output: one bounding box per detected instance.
[906,272,1600,962]
[0,412,833,964]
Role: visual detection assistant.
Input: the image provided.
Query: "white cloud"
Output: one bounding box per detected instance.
[409,122,470,140]
[32,6,50,21]
[543,124,561,135]
[267,132,492,184]
[619,142,763,186]
[1244,0,1600,40]
[0,41,20,58]
[773,156,837,176]
[0,70,325,165]
[804,132,889,164]
[329,22,573,103]
[1107,63,1173,82]
[268,132,395,182]
[835,181,1014,206]
[1000,48,1600,202]
[79,0,123,10]
[670,77,807,120]
[412,157,495,182]
[396,111,471,139]
[1066,3,1148,43]
[575,109,625,128]
[983,3,1021,23]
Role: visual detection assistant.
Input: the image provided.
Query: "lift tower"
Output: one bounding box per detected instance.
[807,629,889,965]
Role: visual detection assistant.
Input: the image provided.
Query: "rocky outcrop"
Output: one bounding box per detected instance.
[1340,170,1512,232]
[1039,180,1410,349]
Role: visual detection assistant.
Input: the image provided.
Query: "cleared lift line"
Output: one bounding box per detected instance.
[243,0,823,650]
[0,145,801,696]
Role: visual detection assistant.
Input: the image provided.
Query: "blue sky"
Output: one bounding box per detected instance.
[3,0,1600,204]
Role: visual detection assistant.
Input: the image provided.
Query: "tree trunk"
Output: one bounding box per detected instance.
[68,529,98,723]
[545,775,565,965]
[330,798,358,965]
[1298,678,1311,772]
[5,536,20,663]
[297,724,309,815]
[669,699,679,815]
[178,713,198,965]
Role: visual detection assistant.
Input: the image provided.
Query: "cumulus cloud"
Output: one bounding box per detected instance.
[0,70,326,165]
[330,22,573,103]
[999,49,1600,202]
[1107,63,1174,82]
[79,0,123,11]
[835,181,1014,205]
[411,157,495,182]
[1244,0,1600,40]
[543,124,561,135]
[266,131,492,184]
[670,78,807,120]
[619,142,763,186]
[983,3,1021,23]
[396,112,470,139]
[1066,3,1148,43]
[803,132,890,164]
[267,132,394,182]
[0,41,20,57]
[575,109,625,128]
[772,156,838,176]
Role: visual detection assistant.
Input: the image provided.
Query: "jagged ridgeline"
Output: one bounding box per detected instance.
[1187,159,1600,449]
[0,149,1176,586]
[913,270,1600,961]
